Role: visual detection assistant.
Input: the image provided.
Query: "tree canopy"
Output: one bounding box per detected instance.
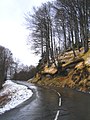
[25,0,90,67]
[0,45,14,89]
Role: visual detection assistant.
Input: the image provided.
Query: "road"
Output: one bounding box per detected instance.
[0,81,90,120]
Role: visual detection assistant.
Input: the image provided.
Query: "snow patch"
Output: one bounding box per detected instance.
[0,80,33,114]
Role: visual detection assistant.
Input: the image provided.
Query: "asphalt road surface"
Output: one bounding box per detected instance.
[0,81,90,120]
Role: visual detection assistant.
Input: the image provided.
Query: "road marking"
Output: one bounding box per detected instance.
[54,110,60,120]
[59,97,61,106]
[57,92,61,97]
[54,91,61,120]
[46,88,61,120]
[57,92,61,106]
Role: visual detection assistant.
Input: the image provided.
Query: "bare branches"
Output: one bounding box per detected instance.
[25,0,90,67]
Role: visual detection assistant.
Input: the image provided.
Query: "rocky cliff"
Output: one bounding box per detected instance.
[29,49,90,93]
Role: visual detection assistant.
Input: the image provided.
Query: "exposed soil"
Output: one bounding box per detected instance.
[29,49,90,93]
[0,94,10,107]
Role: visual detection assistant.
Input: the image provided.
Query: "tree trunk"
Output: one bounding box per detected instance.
[41,30,44,57]
[70,25,76,57]
[62,22,67,50]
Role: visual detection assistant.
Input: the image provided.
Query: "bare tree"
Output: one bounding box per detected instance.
[25,2,57,66]
[25,0,90,71]
[0,46,14,89]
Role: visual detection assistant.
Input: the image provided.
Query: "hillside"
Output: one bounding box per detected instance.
[29,48,90,92]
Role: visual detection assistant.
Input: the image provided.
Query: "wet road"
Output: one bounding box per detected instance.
[55,87,90,120]
[0,81,90,120]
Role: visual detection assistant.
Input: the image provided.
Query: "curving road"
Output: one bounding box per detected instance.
[0,81,90,120]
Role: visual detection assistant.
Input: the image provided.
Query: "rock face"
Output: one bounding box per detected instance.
[29,49,90,92]
[72,62,89,84]
[41,64,58,75]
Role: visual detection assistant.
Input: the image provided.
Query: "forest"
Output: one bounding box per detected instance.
[25,0,90,68]
[0,45,36,89]
[0,0,90,90]
[25,0,90,91]
[0,46,13,89]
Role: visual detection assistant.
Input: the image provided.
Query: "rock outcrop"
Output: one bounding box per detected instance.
[29,49,90,92]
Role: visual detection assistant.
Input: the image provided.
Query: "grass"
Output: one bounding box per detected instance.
[29,48,90,92]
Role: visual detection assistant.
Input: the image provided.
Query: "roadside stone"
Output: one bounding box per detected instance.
[79,79,88,87]
[86,82,90,87]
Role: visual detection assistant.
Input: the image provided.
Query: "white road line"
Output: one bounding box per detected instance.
[54,110,60,120]
[54,91,61,120]
[59,98,61,106]
[57,92,61,97]
[48,89,61,120]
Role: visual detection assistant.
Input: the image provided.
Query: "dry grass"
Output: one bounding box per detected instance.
[0,94,10,107]
[29,48,90,92]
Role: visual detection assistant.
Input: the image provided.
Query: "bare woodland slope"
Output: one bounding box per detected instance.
[29,48,90,92]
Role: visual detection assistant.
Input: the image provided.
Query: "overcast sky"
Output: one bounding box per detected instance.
[0,0,50,66]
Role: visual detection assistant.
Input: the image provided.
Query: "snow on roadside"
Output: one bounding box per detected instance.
[0,80,33,115]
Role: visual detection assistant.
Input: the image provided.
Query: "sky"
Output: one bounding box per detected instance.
[0,0,50,66]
